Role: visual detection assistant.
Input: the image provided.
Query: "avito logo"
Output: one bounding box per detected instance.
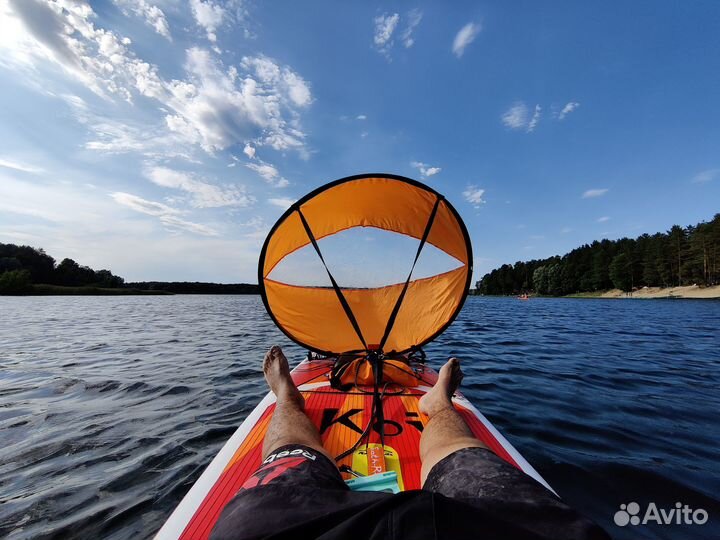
[614,502,708,527]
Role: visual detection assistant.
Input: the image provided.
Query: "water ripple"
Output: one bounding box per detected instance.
[0,295,719,539]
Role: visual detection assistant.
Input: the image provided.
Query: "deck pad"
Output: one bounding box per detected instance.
[155,359,553,539]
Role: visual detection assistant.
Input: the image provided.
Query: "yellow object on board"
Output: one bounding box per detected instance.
[352,444,405,491]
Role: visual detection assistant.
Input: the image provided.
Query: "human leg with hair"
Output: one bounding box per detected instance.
[261,345,332,461]
[418,357,487,486]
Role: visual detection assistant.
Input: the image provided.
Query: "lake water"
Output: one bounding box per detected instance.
[1,295,719,539]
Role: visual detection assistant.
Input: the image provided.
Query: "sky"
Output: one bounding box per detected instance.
[0,0,719,284]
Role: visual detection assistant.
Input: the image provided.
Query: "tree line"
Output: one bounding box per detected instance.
[0,243,124,293]
[0,243,260,295]
[476,213,720,296]
[125,282,259,294]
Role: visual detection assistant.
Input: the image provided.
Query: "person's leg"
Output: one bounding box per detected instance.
[261,345,333,461]
[418,357,487,486]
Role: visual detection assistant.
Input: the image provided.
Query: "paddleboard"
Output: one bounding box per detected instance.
[155,355,554,539]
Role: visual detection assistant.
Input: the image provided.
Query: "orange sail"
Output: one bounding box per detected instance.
[258,174,473,356]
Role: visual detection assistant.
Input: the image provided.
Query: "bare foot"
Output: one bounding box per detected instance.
[419,357,463,418]
[263,345,304,407]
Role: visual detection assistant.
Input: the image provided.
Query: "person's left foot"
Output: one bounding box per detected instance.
[263,345,304,407]
[419,357,463,418]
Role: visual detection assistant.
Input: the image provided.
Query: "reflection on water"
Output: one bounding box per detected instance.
[1,295,719,539]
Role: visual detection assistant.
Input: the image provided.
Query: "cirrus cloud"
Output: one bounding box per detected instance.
[463,185,486,208]
[411,161,441,178]
[692,169,720,183]
[143,165,253,208]
[558,101,580,120]
[111,192,218,236]
[502,102,542,132]
[112,0,171,40]
[373,13,399,57]
[582,188,609,199]
[268,197,296,209]
[452,22,480,58]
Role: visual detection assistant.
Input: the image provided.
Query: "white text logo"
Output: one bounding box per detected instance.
[614,502,708,527]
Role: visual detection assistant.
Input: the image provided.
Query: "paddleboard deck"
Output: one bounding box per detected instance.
[156,358,553,539]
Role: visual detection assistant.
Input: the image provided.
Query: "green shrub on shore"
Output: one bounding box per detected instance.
[0,269,31,294]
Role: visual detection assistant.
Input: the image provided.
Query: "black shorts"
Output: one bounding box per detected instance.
[211,445,608,540]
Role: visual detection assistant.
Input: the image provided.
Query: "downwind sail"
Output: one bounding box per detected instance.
[258,174,473,356]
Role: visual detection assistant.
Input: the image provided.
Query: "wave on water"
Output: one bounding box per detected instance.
[1,295,719,539]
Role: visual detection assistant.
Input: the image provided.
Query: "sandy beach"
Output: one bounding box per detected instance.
[600,285,720,299]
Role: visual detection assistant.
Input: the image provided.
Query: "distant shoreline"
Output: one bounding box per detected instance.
[2,283,260,296]
[568,285,720,299]
[20,284,171,296]
[473,284,720,299]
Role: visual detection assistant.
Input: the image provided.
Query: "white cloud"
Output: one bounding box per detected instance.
[452,22,480,58]
[692,169,720,183]
[111,191,179,216]
[238,216,270,240]
[190,0,225,42]
[113,0,171,40]
[400,9,422,48]
[0,157,44,174]
[268,197,296,209]
[1,2,312,157]
[156,214,218,236]
[144,165,253,208]
[374,13,399,56]
[356,114,367,120]
[410,161,441,178]
[2,0,167,102]
[502,102,541,132]
[527,104,541,132]
[582,188,609,198]
[463,185,486,208]
[558,101,580,120]
[111,191,217,235]
[597,216,610,223]
[560,227,572,234]
[243,143,256,159]
[246,161,288,188]
[165,49,312,153]
[501,102,528,129]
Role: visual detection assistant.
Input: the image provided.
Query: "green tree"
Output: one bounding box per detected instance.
[667,225,688,286]
[591,247,612,290]
[546,263,564,296]
[609,253,632,291]
[533,266,548,295]
[0,269,31,294]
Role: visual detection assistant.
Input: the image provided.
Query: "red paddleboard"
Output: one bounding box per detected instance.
[155,356,554,539]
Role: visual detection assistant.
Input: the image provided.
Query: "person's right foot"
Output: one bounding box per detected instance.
[419,357,463,418]
[263,345,304,407]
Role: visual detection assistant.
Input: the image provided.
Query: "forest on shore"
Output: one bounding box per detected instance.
[0,243,125,294]
[476,213,720,296]
[0,243,258,295]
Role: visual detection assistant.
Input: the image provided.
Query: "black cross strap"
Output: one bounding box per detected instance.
[297,208,368,351]
[378,195,442,352]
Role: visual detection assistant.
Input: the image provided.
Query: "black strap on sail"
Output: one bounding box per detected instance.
[377,195,442,352]
[297,208,368,351]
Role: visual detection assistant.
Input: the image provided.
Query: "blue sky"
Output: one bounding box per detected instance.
[0,1,718,283]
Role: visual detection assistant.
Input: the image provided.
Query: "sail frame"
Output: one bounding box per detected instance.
[258,173,473,356]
